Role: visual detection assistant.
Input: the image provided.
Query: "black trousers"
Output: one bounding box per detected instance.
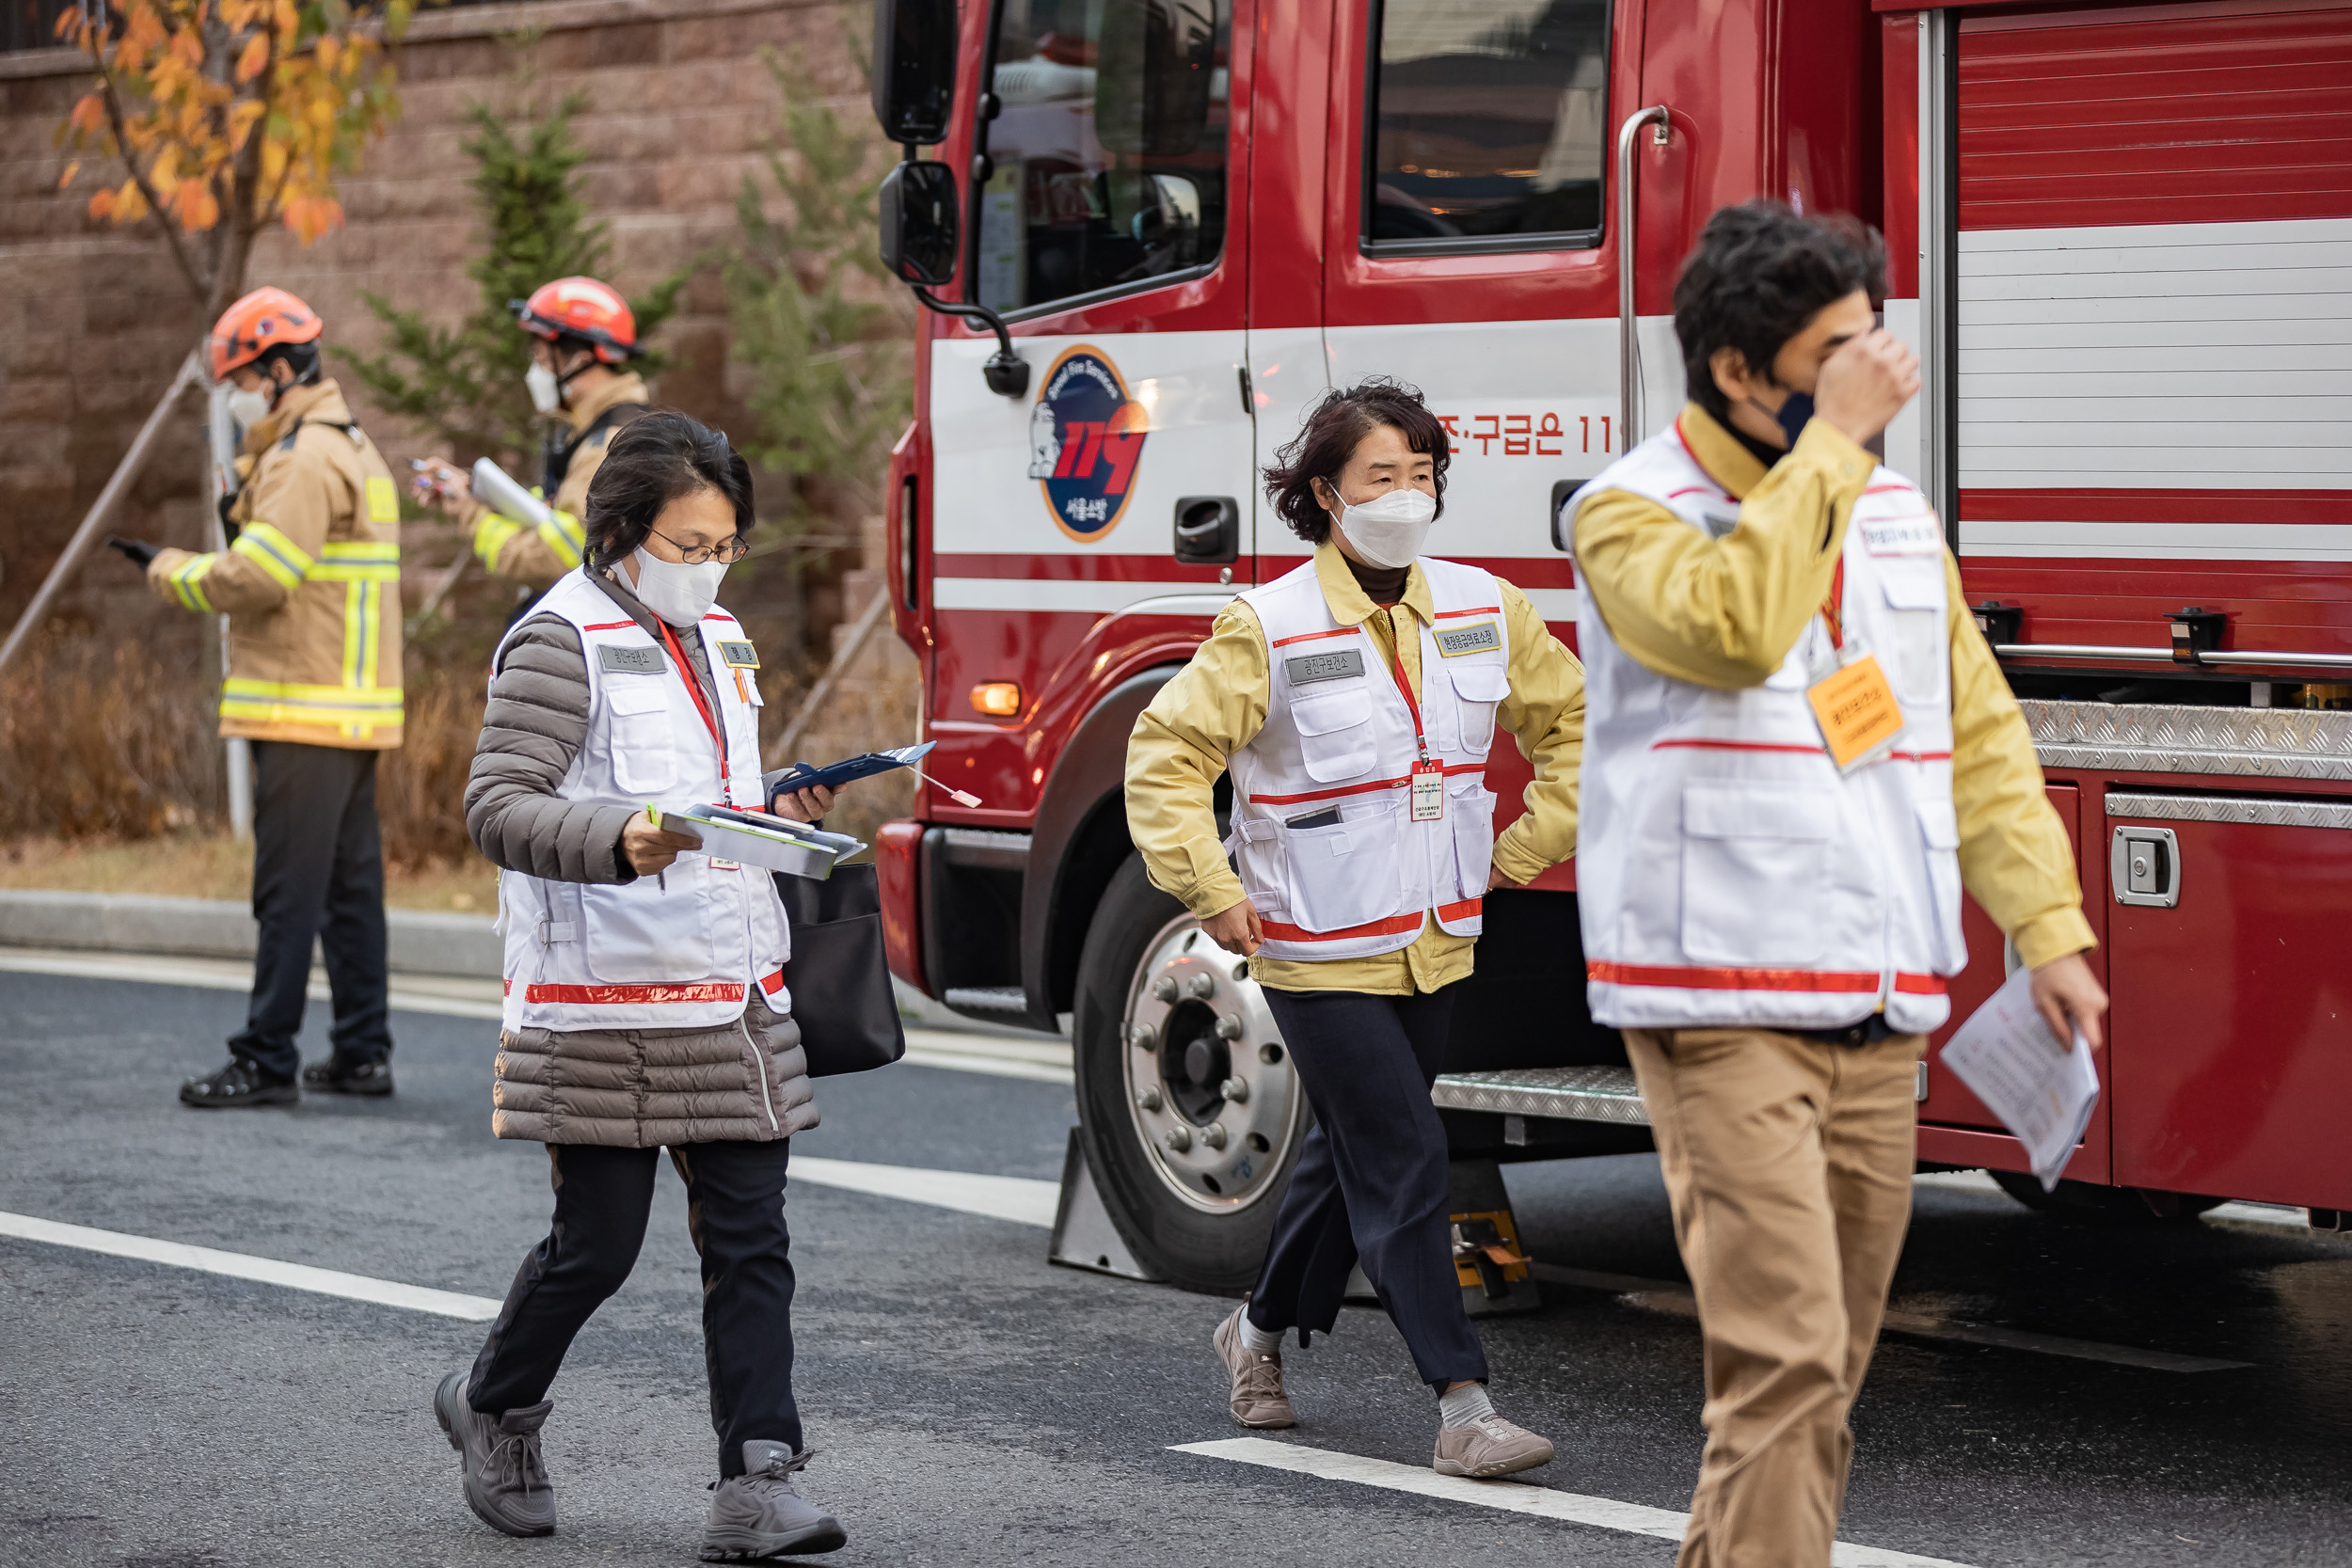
[1246,985,1488,1391]
[469,1140,801,1477]
[228,740,390,1080]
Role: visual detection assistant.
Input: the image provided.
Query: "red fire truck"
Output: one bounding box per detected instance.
[863,0,2352,1289]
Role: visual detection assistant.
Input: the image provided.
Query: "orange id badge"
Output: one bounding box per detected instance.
[1806,653,1905,773]
[1410,761,1446,821]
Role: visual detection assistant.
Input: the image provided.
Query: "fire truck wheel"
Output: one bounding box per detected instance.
[1988,1170,2227,1224]
[1073,855,1310,1293]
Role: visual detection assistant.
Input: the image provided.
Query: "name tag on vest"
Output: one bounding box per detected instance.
[597,643,668,674]
[718,640,760,668]
[1285,648,1365,686]
[1436,620,1502,657]
[1861,513,1942,556]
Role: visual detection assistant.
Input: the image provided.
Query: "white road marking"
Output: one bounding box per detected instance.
[1530,1263,2252,1373]
[899,1028,1074,1085]
[1172,1437,1977,1568]
[0,1210,502,1320]
[0,953,1079,1084]
[1,1154,1059,1322]
[789,1157,1061,1228]
[0,948,503,1021]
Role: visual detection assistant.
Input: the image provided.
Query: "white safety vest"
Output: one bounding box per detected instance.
[493,570,790,1032]
[1225,557,1512,963]
[1567,421,1963,1034]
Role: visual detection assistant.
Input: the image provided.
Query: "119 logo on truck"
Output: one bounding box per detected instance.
[866,0,2352,1287]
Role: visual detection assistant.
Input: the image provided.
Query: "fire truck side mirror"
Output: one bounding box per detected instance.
[871,0,956,146]
[879,161,961,289]
[1173,497,1240,565]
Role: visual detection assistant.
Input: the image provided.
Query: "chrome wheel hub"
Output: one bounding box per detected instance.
[1121,915,1301,1213]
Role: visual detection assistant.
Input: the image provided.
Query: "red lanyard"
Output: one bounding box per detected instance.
[655,620,730,793]
[1377,611,1434,764]
[1820,558,1847,651]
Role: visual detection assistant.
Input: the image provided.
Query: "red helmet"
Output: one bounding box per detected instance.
[208,287,324,382]
[511,277,639,363]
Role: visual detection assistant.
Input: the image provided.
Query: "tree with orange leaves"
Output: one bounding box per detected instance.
[54,0,417,319]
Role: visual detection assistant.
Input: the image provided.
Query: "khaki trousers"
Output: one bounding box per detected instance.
[1623,1026,1925,1568]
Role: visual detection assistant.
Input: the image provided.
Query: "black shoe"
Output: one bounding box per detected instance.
[302,1056,394,1096]
[180,1058,298,1109]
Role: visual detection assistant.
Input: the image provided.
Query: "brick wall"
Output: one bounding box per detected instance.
[0,0,877,641]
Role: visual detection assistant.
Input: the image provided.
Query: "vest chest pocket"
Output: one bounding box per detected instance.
[1679,783,1834,965]
[1445,659,1510,755]
[1877,566,1947,706]
[1289,684,1377,783]
[602,677,676,793]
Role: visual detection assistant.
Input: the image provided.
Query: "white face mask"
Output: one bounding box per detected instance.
[1332,484,1438,569]
[226,387,273,430]
[525,362,563,414]
[629,546,728,627]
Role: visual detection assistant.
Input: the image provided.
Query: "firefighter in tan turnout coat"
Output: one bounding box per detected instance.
[142,286,406,1108]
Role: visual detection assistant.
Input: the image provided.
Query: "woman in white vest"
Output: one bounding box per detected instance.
[1127,379,1585,1479]
[1565,203,2108,1568]
[433,412,850,1561]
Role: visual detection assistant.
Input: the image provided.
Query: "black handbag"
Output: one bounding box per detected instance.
[772,862,907,1076]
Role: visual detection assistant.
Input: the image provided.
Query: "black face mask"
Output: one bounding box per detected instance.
[1772,390,1815,448]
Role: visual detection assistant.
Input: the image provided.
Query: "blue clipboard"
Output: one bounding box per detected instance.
[767,741,935,800]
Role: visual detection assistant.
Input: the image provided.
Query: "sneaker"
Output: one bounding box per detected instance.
[302,1056,394,1096]
[435,1370,555,1538]
[1433,1413,1556,1479]
[700,1441,846,1560]
[1213,1303,1296,1430]
[179,1058,297,1109]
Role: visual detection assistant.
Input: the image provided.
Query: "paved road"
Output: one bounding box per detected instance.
[4,967,2348,1567]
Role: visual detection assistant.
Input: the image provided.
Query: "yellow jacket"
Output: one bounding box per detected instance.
[147,379,404,750]
[457,372,649,586]
[1127,544,1585,995]
[1572,404,2092,969]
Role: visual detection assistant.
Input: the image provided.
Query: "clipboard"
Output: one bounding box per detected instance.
[648,803,866,880]
[767,742,936,800]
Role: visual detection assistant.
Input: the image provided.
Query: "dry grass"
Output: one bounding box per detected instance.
[0,636,221,840]
[1,618,922,887]
[0,832,501,911]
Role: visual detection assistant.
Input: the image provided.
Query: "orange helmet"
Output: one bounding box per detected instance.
[511,277,639,363]
[208,287,324,382]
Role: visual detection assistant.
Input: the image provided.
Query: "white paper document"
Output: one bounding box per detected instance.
[1937,963,2102,1191]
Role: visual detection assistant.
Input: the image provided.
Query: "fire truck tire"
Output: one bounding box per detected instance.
[1988,1170,2227,1224]
[1073,854,1309,1295]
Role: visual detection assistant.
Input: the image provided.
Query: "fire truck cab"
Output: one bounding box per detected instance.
[867,0,2352,1289]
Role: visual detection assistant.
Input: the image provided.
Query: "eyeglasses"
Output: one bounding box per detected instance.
[647,528,753,565]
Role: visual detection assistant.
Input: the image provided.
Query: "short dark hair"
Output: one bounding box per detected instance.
[1674,201,1886,423]
[259,341,321,386]
[581,409,754,569]
[1262,378,1450,545]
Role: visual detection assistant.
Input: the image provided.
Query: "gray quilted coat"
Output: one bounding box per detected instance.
[464,567,817,1148]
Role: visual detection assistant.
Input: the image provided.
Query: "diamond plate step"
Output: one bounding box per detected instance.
[1431,1066,1649,1127]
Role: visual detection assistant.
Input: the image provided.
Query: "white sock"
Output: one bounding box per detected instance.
[1238,1312,1283,1356]
[1438,1382,1495,1429]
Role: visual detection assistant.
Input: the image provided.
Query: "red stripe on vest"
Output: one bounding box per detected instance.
[524,981,749,1006]
[1587,961,1947,997]
[1268,626,1362,648]
[1433,605,1502,619]
[1260,898,1482,944]
[1248,760,1484,807]
[760,969,787,995]
[581,620,637,632]
[1651,738,1827,755]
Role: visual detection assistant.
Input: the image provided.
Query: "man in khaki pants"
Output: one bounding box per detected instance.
[1563,201,2109,1566]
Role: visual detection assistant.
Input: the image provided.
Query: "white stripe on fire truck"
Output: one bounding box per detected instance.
[1958,520,2352,562]
[933,578,1581,623]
